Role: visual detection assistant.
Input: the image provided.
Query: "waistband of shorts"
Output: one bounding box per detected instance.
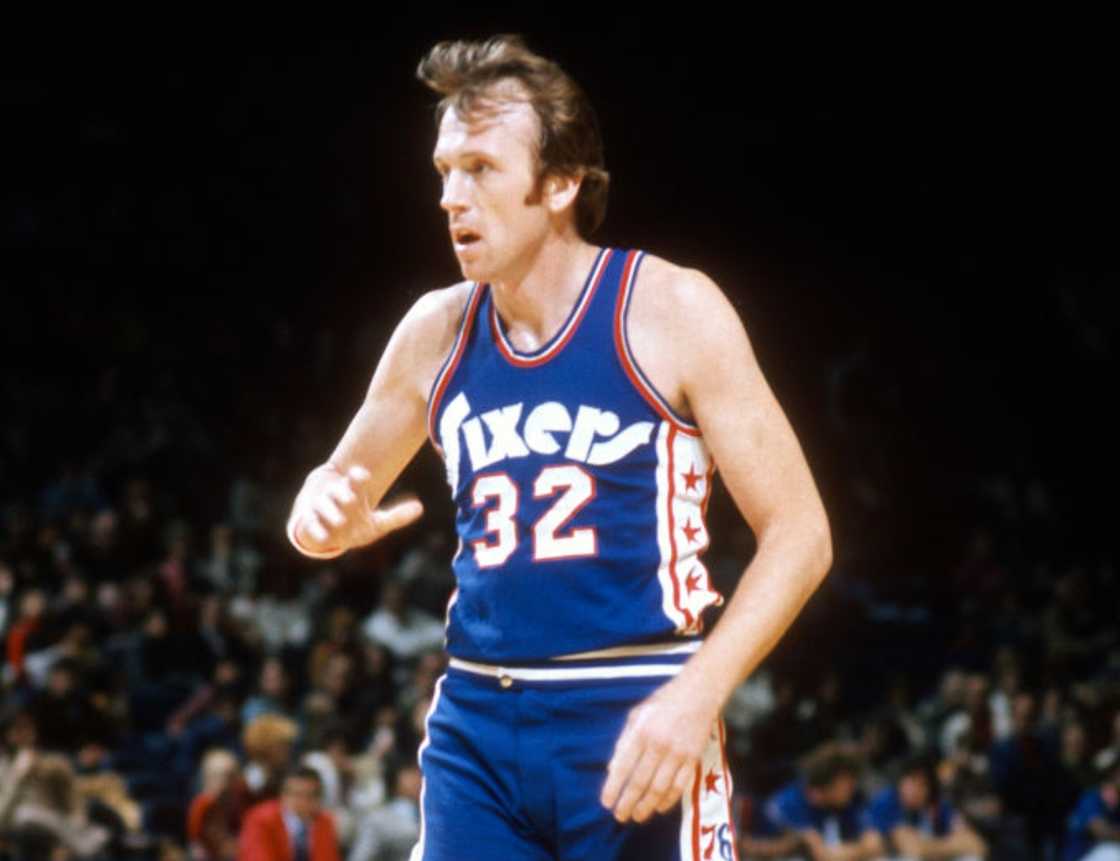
[446,639,701,682]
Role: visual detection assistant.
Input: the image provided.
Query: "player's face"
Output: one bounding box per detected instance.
[432,90,551,283]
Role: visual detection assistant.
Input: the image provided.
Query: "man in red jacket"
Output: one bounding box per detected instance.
[239,765,341,861]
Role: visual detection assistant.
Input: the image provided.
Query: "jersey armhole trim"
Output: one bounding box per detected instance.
[426,283,484,452]
[612,249,703,436]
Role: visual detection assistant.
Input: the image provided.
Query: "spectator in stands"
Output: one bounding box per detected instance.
[242,713,299,804]
[360,578,443,669]
[1094,710,1120,775]
[0,750,111,858]
[941,673,994,759]
[990,690,1061,852]
[238,764,340,861]
[1044,571,1115,681]
[868,752,987,859]
[242,655,298,726]
[187,747,251,861]
[29,657,116,755]
[4,587,48,686]
[197,523,261,597]
[744,741,882,860]
[346,758,421,861]
[916,668,968,753]
[1063,760,1120,861]
[1056,721,1100,820]
[302,724,360,849]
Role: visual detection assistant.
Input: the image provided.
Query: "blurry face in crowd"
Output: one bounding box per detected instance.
[282,775,322,821]
[381,580,407,614]
[63,576,88,603]
[1012,693,1036,734]
[322,654,352,697]
[828,773,857,808]
[214,659,240,686]
[203,754,239,793]
[261,658,288,698]
[143,609,167,638]
[5,714,37,750]
[0,562,14,594]
[47,667,75,698]
[810,772,858,809]
[899,772,930,809]
[1063,723,1086,759]
[20,589,45,618]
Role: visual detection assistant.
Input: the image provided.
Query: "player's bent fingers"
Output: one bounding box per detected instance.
[296,510,330,545]
[612,747,660,822]
[313,493,347,528]
[327,476,357,507]
[654,760,695,814]
[601,728,643,808]
[348,464,372,485]
[631,754,685,822]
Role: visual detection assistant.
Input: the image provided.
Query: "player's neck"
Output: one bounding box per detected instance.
[488,235,601,351]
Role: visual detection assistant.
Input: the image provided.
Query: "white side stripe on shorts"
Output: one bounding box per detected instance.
[448,656,686,681]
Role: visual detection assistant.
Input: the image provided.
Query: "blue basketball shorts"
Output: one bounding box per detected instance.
[407,646,739,860]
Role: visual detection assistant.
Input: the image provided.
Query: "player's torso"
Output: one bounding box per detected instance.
[427,246,725,662]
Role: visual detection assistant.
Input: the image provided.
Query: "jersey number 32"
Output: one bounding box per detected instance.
[469,464,596,567]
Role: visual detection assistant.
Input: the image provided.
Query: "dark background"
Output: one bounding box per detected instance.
[3,25,1116,699]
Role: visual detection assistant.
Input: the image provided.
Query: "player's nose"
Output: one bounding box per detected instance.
[439,168,470,213]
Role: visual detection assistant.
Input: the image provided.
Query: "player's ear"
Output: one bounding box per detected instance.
[544,169,583,215]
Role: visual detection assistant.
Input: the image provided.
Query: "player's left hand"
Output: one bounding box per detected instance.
[599,673,721,823]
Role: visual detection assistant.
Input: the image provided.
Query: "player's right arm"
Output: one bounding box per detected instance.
[286,281,472,558]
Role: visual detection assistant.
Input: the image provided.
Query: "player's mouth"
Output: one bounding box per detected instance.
[452,228,483,253]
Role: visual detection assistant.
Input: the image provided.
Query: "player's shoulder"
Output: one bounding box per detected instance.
[632,250,731,314]
[630,250,741,343]
[397,279,475,354]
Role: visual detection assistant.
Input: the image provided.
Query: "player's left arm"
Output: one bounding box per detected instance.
[602,265,833,824]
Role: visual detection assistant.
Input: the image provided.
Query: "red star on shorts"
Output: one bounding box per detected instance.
[704,769,721,795]
[685,568,702,594]
[682,518,701,544]
[682,463,703,492]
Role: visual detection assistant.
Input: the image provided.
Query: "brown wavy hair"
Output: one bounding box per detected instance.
[416,33,610,238]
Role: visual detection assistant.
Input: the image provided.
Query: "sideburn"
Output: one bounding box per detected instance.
[523,169,546,206]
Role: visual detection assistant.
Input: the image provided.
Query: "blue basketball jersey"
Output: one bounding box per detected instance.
[426,246,725,662]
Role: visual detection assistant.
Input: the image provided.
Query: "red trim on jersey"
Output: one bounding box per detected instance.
[427,285,485,452]
[718,718,741,861]
[612,250,702,436]
[666,426,694,629]
[489,248,612,367]
[691,762,702,860]
[700,462,716,519]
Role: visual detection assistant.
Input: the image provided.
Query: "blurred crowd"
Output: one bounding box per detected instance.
[2,288,1116,861]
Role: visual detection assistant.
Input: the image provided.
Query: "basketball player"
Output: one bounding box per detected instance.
[286,34,833,860]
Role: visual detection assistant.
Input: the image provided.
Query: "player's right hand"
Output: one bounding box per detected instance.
[288,464,424,558]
